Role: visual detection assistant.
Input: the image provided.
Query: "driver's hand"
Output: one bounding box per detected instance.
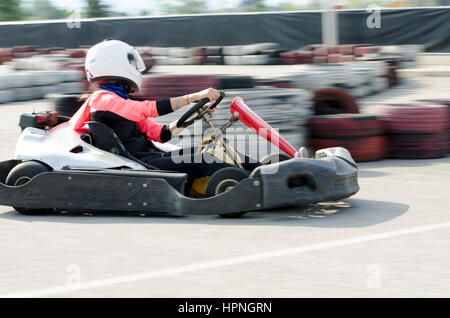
[191,88,221,103]
[204,102,216,115]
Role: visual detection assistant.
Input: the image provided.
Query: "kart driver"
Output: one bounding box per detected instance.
[70,40,260,191]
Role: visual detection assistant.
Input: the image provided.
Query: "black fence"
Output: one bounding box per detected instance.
[0,7,449,52]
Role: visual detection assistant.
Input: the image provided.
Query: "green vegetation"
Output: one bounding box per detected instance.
[0,0,22,21]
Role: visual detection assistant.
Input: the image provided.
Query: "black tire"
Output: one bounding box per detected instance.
[5,161,53,215]
[313,87,359,115]
[206,167,250,218]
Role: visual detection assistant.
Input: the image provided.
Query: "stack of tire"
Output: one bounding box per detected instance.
[1,46,37,65]
[382,104,449,159]
[278,61,390,98]
[357,56,399,88]
[3,50,90,93]
[10,46,37,59]
[146,47,170,65]
[222,43,283,65]
[146,43,284,66]
[0,70,84,104]
[195,47,224,65]
[281,44,377,65]
[167,47,203,65]
[417,100,450,154]
[280,50,314,65]
[377,45,423,68]
[307,114,387,162]
[227,43,282,65]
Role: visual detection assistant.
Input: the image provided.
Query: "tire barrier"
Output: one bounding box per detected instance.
[219,76,255,90]
[416,99,450,153]
[313,87,359,115]
[137,75,220,100]
[354,46,377,57]
[278,44,416,87]
[307,114,384,138]
[0,70,84,104]
[0,43,410,108]
[309,135,388,162]
[224,55,276,65]
[383,104,448,135]
[278,60,392,98]
[256,79,294,89]
[378,103,449,159]
[222,43,279,56]
[280,51,314,65]
[204,56,224,65]
[388,134,448,159]
[0,44,419,70]
[146,43,282,66]
[194,47,223,57]
[307,113,387,162]
[377,45,424,62]
[67,50,86,58]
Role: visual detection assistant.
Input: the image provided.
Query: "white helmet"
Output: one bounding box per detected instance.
[85,40,146,91]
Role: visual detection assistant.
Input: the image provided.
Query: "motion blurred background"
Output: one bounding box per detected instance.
[0,0,449,160]
[1,1,450,299]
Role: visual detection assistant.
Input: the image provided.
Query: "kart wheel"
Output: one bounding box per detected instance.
[206,167,250,218]
[5,161,53,215]
[260,153,291,165]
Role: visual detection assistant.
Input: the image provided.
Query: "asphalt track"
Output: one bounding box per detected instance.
[0,75,449,297]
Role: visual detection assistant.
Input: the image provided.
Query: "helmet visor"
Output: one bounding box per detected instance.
[132,48,146,73]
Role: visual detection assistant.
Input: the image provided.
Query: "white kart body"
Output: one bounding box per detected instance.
[14,123,182,170]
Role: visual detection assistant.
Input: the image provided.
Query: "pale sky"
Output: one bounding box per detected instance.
[49,0,314,15]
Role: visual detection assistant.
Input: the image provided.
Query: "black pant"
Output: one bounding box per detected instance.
[132,147,261,184]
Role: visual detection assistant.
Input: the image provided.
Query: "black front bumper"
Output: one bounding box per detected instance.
[257,156,359,209]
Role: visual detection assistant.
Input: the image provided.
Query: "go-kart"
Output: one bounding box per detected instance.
[0,92,359,217]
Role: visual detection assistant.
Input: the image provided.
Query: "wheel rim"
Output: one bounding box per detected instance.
[215,179,239,195]
[14,176,31,186]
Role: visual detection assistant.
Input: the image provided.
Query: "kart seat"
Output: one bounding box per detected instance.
[86,121,158,170]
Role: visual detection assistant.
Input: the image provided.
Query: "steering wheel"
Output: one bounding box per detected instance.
[176,91,225,128]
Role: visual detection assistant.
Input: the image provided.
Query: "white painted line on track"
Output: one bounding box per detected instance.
[3,221,450,298]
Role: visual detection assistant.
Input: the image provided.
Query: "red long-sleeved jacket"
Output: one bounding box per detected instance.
[70,90,172,143]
